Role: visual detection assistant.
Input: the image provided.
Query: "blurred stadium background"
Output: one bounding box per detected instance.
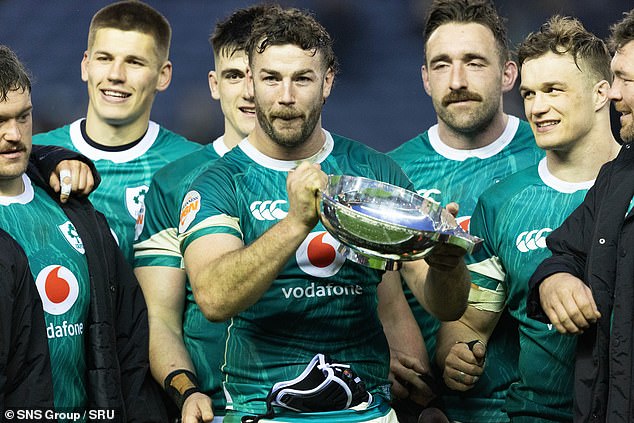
[0,0,627,152]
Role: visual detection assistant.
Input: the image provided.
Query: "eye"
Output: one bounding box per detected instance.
[520,90,534,100]
[225,72,244,81]
[431,62,450,71]
[16,111,31,123]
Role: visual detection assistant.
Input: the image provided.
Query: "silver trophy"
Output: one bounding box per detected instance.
[319,175,482,270]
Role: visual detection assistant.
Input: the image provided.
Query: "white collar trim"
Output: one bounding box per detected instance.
[538,158,594,193]
[428,115,520,161]
[0,174,34,205]
[69,118,160,163]
[212,136,230,157]
[238,129,334,171]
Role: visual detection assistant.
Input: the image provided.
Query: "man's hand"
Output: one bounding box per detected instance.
[389,352,436,406]
[49,160,95,203]
[539,273,601,334]
[442,341,485,391]
[181,392,214,423]
[285,161,327,230]
[424,243,467,272]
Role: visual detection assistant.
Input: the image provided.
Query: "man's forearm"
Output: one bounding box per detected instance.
[187,218,311,321]
[424,262,470,321]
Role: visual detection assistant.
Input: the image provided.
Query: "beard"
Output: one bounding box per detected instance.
[620,121,634,144]
[255,99,323,148]
[433,88,500,135]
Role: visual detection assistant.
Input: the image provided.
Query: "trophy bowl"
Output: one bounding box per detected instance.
[319,175,481,270]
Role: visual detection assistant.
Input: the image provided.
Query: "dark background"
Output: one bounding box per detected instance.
[1,0,630,152]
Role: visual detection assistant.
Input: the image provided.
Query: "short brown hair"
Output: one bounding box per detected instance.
[517,16,612,83]
[424,0,510,64]
[0,45,31,101]
[87,0,171,62]
[608,9,634,53]
[246,5,339,75]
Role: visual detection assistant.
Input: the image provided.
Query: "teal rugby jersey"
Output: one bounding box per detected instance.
[468,159,592,421]
[179,131,413,422]
[0,175,90,420]
[388,116,542,422]
[134,137,230,411]
[33,119,201,263]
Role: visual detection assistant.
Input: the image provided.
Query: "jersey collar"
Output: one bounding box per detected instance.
[428,115,520,161]
[238,129,334,171]
[538,157,595,193]
[69,118,160,163]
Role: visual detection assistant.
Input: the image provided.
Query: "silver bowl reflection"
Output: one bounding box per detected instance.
[319,175,481,270]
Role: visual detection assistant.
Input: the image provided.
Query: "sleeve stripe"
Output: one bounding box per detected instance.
[467,256,505,282]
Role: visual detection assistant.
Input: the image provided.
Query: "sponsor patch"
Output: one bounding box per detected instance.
[179,190,201,233]
[35,265,80,315]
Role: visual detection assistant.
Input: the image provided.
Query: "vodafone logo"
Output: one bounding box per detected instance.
[516,228,552,252]
[35,265,80,315]
[296,231,346,277]
[179,190,201,233]
[250,200,288,221]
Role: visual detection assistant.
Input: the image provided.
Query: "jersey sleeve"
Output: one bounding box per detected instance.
[465,195,507,313]
[133,172,182,268]
[178,165,243,254]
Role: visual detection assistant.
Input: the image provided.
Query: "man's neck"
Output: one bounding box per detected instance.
[545,120,619,182]
[0,174,25,197]
[436,113,509,150]
[84,111,150,148]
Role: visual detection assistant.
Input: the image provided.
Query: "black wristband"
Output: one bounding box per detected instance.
[164,369,201,410]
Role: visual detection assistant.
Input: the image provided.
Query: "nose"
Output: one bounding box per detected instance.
[529,92,549,116]
[107,59,125,83]
[2,119,21,142]
[279,79,295,105]
[449,64,468,90]
[242,79,253,101]
[608,80,622,102]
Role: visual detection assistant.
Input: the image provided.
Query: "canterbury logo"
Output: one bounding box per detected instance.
[250,200,288,221]
[515,228,552,252]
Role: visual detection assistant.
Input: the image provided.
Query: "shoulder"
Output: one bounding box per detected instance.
[32,124,72,144]
[154,126,203,156]
[479,165,539,209]
[387,133,428,164]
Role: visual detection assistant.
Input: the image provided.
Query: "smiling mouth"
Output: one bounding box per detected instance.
[239,107,255,115]
[101,89,131,99]
[535,121,558,128]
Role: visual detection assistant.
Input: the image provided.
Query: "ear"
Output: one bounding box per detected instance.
[501,60,518,94]
[208,70,220,100]
[594,79,611,111]
[421,64,431,96]
[322,67,335,100]
[155,60,172,92]
[81,51,89,82]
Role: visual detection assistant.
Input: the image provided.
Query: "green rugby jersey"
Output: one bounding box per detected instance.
[388,116,542,422]
[179,131,412,421]
[0,175,90,421]
[134,137,229,410]
[33,119,201,263]
[468,160,592,421]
